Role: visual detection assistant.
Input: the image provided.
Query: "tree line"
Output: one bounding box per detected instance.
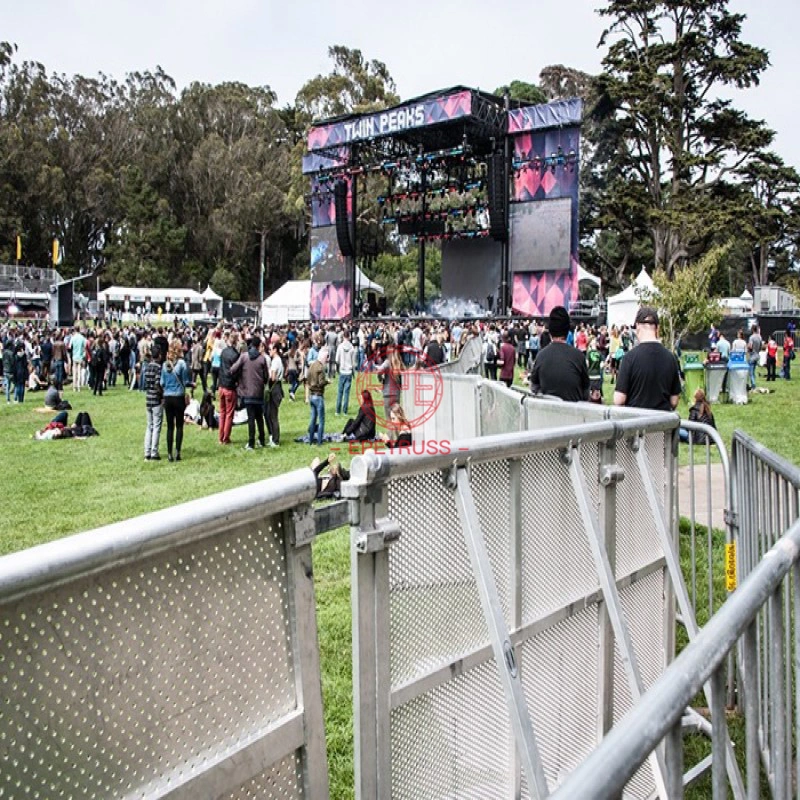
[1,1,798,305]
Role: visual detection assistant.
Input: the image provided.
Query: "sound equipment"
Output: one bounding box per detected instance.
[378,296,387,315]
[52,282,74,328]
[334,180,355,257]
[487,152,508,241]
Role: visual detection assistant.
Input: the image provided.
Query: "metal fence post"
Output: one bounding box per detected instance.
[510,456,524,798]
[285,506,330,799]
[350,488,396,800]
[597,441,618,738]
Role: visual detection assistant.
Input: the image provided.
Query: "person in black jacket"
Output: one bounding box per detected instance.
[343,390,377,441]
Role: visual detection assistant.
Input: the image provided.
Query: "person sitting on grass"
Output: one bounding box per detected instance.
[378,403,413,450]
[342,390,377,441]
[44,377,71,411]
[311,453,351,499]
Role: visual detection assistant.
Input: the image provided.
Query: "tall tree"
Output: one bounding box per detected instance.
[295,45,399,123]
[736,152,800,286]
[595,0,774,276]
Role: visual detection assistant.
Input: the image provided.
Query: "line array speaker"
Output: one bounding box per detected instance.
[487,152,508,242]
[334,180,355,257]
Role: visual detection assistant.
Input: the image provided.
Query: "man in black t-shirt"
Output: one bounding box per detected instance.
[529,306,589,402]
[614,306,681,412]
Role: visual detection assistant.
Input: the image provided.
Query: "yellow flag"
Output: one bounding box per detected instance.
[52,239,59,266]
[16,235,21,261]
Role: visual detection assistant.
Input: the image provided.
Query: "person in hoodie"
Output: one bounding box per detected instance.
[217,330,241,445]
[335,330,355,416]
[13,341,28,403]
[230,336,269,451]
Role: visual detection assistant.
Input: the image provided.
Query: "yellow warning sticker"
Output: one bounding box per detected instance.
[725,543,737,592]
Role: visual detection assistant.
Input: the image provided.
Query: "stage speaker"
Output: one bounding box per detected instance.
[56,282,74,328]
[334,180,355,257]
[367,292,377,314]
[487,152,508,242]
[378,296,387,315]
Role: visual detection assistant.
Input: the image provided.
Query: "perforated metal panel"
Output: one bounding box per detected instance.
[470,460,513,626]
[0,516,304,799]
[387,472,487,686]
[611,571,667,799]
[614,440,664,579]
[222,753,303,799]
[391,659,512,799]
[519,451,598,625]
[519,605,600,792]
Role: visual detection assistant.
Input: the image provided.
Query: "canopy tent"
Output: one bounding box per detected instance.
[262,268,384,324]
[606,269,656,330]
[202,285,223,315]
[577,264,601,288]
[99,286,204,306]
[261,281,313,325]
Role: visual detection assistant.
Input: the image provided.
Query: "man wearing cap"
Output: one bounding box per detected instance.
[529,306,589,402]
[614,306,681,411]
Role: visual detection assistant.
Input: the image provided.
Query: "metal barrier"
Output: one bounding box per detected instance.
[551,515,800,800]
[343,409,742,798]
[732,431,800,797]
[0,469,329,799]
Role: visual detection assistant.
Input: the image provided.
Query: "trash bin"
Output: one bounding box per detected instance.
[683,355,705,400]
[727,353,749,405]
[705,363,728,403]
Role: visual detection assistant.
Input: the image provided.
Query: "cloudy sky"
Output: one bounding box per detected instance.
[4,0,798,165]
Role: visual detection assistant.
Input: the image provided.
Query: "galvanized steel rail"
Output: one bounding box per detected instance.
[550,516,800,800]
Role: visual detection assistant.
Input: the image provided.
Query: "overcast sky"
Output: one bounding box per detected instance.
[4,0,798,166]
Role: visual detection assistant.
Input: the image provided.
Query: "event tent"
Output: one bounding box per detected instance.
[202,285,223,316]
[261,269,384,324]
[98,286,205,308]
[606,269,656,329]
[577,264,601,288]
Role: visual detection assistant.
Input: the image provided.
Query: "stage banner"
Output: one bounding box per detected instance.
[512,265,579,317]
[311,281,351,321]
[507,98,583,134]
[307,89,472,151]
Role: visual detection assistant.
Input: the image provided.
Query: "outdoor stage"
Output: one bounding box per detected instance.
[303,87,583,321]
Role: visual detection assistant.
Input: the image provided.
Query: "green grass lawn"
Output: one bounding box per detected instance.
[1,364,797,797]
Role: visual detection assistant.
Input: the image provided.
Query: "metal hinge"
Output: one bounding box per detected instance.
[355,516,402,553]
[599,465,625,486]
[724,509,738,529]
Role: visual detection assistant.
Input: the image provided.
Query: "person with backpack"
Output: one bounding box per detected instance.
[143,344,164,460]
[484,333,498,381]
[91,337,108,396]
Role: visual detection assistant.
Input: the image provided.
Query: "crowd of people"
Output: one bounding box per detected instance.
[1,308,796,463]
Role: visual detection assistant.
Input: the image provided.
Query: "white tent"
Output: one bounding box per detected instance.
[606,269,656,330]
[202,285,223,316]
[261,268,384,324]
[577,264,601,288]
[261,281,313,324]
